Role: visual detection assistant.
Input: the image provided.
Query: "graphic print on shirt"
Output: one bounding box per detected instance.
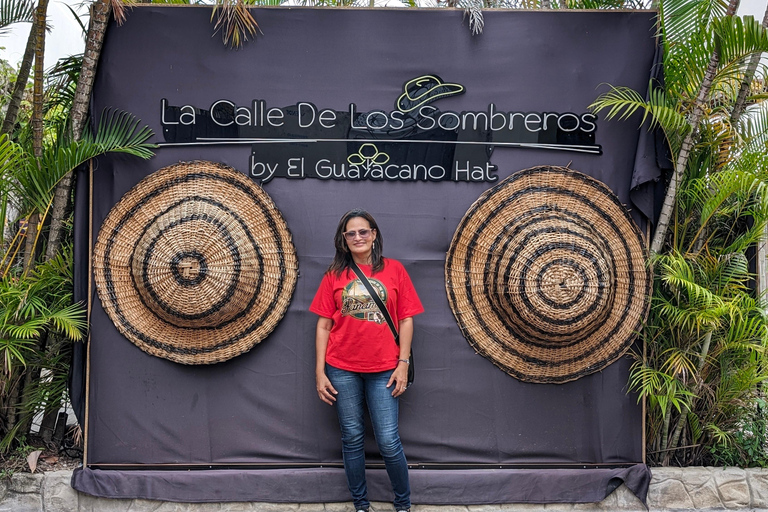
[341,278,387,324]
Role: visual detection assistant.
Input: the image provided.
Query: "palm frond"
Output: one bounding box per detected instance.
[0,337,36,368]
[45,302,86,341]
[687,171,768,250]
[0,134,24,194]
[667,45,714,100]
[110,0,135,26]
[736,103,768,154]
[460,0,484,35]
[211,0,261,48]
[567,0,630,8]
[655,253,726,308]
[629,361,695,414]
[706,423,733,445]
[85,108,156,159]
[0,0,35,35]
[714,15,768,67]
[660,346,698,378]
[2,319,47,340]
[6,110,155,235]
[688,412,703,442]
[590,84,689,134]
[660,0,726,47]
[63,3,87,36]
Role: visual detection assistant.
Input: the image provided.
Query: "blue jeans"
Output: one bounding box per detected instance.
[326,364,411,511]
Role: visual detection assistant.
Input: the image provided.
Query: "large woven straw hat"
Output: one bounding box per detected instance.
[93,161,299,365]
[445,166,650,384]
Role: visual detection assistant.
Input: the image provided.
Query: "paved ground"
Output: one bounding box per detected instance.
[3,467,768,511]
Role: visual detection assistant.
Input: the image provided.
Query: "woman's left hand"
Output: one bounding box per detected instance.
[387,362,409,397]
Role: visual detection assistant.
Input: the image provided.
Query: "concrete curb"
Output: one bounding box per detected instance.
[2,467,767,511]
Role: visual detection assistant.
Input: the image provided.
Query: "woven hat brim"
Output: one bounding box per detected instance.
[445,166,651,384]
[93,161,298,365]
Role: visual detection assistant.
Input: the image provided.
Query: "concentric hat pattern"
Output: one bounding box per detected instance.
[445,166,650,384]
[93,161,299,365]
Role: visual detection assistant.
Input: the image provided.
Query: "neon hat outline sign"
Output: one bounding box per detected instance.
[396,75,465,113]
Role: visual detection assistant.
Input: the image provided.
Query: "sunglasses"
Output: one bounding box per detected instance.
[343,228,374,240]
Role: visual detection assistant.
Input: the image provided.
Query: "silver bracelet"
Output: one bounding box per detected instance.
[398,359,410,365]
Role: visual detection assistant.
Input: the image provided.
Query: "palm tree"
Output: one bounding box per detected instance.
[47,0,262,265]
[31,0,50,159]
[1,0,37,136]
[592,0,768,465]
[0,108,155,450]
[0,0,263,454]
[731,3,768,127]
[47,0,114,265]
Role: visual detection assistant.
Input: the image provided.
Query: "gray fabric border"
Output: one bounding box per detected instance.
[71,465,651,505]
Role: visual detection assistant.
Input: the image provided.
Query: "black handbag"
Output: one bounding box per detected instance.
[350,262,414,388]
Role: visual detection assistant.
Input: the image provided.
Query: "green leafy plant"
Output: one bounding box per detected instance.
[0,48,155,451]
[593,0,768,466]
[708,402,768,467]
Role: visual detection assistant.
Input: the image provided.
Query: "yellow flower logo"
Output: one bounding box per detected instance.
[347,143,390,166]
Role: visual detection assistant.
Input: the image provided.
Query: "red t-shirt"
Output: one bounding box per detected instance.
[310,258,424,373]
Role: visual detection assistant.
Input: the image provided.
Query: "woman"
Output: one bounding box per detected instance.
[310,208,423,512]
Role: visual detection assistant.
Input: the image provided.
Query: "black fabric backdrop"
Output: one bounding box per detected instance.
[72,6,659,504]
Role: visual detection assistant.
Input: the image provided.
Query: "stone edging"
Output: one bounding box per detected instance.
[2,467,768,511]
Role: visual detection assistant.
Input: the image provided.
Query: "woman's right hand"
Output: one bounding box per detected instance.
[316,372,338,405]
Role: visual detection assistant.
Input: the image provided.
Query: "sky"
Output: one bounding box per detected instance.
[743,0,768,15]
[2,0,87,69]
[1,0,767,70]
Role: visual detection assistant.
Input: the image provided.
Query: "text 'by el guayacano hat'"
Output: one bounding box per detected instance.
[93,161,299,365]
[445,166,650,384]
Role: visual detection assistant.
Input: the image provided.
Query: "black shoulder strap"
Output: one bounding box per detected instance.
[349,261,399,344]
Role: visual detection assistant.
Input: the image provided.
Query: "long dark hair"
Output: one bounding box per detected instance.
[327,209,384,276]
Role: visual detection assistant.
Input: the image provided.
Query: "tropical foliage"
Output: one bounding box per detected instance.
[0,112,154,449]
[592,0,768,465]
[0,0,35,34]
[0,6,155,452]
